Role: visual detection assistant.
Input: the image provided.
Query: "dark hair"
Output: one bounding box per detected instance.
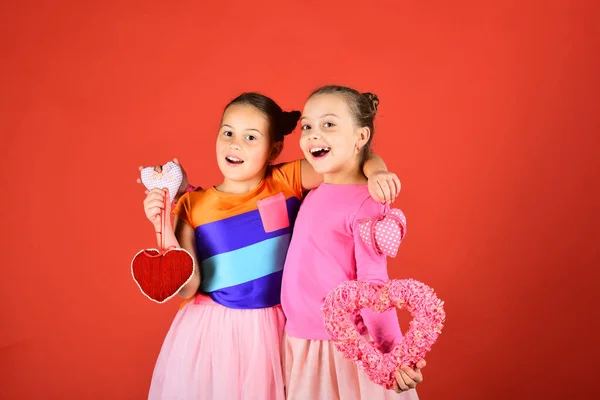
[309,85,379,164]
[225,93,301,144]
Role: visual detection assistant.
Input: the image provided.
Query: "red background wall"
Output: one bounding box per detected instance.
[1,1,598,399]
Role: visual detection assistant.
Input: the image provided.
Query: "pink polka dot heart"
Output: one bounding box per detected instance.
[140,161,183,203]
[357,208,406,257]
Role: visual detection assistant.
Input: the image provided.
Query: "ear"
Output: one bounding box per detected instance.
[355,126,371,150]
[269,141,284,162]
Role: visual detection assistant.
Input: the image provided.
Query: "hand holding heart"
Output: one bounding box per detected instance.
[322,279,445,390]
[132,187,196,303]
[367,170,402,204]
[137,158,189,201]
[144,188,173,231]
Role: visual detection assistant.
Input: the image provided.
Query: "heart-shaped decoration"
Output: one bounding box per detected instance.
[321,279,445,389]
[140,161,183,202]
[131,247,195,303]
[357,208,406,258]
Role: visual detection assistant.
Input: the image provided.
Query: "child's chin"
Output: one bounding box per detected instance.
[313,165,335,175]
[220,168,250,182]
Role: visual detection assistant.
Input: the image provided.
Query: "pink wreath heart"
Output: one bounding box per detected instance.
[321,279,446,389]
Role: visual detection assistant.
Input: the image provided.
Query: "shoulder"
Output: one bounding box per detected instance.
[178,188,208,205]
[269,160,301,179]
[266,160,303,198]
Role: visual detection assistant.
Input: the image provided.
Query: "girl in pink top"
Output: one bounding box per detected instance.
[281,86,425,399]
[137,92,404,399]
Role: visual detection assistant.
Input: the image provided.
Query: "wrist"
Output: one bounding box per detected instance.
[366,169,386,178]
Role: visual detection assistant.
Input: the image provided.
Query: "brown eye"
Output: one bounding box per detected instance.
[245,135,256,141]
[323,122,335,128]
[224,131,233,137]
[301,124,311,130]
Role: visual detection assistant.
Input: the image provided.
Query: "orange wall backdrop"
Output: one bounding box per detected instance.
[1,1,599,399]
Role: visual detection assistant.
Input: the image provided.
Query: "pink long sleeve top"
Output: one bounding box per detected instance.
[281,183,402,352]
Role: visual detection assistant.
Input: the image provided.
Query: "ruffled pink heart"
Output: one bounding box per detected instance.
[357,208,406,257]
[140,161,183,202]
[321,279,446,390]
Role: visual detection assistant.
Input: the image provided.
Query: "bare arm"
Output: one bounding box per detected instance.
[299,152,389,190]
[362,152,387,178]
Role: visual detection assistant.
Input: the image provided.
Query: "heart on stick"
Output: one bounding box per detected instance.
[131,188,195,304]
[140,161,183,202]
[321,279,446,389]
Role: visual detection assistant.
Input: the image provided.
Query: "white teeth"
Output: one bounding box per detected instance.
[310,147,330,154]
[226,156,242,162]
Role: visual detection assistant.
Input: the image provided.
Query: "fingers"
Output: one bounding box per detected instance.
[144,188,166,205]
[392,175,401,198]
[144,189,167,221]
[392,364,423,393]
[400,365,422,385]
[369,172,402,205]
[393,380,401,394]
[391,175,401,203]
[415,359,427,370]
[377,180,391,204]
[394,369,411,392]
[397,369,417,390]
[154,164,162,173]
[173,158,180,166]
[145,198,166,210]
[368,184,380,203]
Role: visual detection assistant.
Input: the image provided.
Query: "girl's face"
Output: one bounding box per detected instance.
[299,93,369,176]
[216,104,273,183]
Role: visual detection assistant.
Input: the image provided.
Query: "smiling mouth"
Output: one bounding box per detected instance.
[226,156,244,164]
[309,147,331,158]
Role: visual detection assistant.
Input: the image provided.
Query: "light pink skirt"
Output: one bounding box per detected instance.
[149,294,286,400]
[282,333,419,400]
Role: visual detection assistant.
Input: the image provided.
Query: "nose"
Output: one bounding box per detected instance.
[229,141,241,151]
[306,130,321,140]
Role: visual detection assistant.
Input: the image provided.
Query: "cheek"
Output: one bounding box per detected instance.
[299,136,307,149]
[248,144,270,163]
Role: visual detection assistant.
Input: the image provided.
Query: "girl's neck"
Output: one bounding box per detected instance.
[216,174,265,195]
[323,167,367,185]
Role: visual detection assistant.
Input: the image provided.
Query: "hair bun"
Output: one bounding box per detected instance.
[280,110,301,136]
[362,92,379,114]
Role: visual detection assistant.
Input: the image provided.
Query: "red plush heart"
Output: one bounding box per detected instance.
[131,248,195,303]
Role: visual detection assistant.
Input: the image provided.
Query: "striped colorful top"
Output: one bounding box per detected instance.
[173,160,303,309]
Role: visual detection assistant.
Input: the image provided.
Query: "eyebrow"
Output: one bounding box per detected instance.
[301,113,340,120]
[221,124,264,135]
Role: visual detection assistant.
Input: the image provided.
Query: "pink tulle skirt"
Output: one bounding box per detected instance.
[282,333,419,400]
[149,294,286,400]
